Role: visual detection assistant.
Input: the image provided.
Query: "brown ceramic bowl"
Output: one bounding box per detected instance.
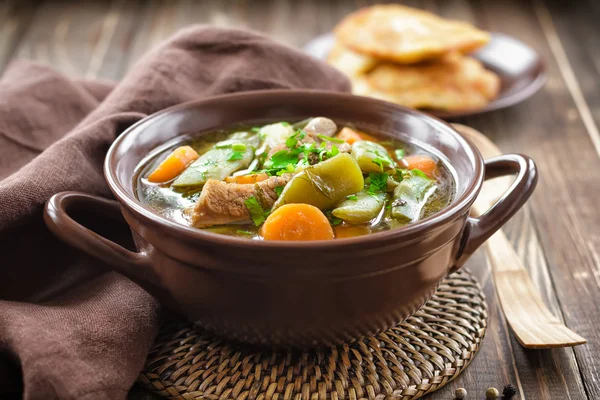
[44,90,537,347]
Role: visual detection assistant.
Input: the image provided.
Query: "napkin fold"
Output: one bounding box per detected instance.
[0,26,350,399]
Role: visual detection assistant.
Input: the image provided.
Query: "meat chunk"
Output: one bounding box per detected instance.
[188,175,291,227]
[303,117,338,137]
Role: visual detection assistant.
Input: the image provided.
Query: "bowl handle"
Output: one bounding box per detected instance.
[44,192,157,286]
[450,154,538,274]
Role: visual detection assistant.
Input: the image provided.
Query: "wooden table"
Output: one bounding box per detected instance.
[2,1,598,399]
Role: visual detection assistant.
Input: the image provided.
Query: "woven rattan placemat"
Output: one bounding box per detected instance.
[138,269,487,400]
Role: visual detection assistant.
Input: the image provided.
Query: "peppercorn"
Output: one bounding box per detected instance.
[485,387,499,400]
[503,384,517,399]
[454,387,467,399]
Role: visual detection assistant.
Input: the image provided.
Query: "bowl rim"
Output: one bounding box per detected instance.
[104,89,485,249]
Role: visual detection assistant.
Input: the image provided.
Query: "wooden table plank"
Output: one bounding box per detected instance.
[426,1,588,398]
[539,0,600,157]
[456,0,598,398]
[12,0,144,80]
[0,0,39,73]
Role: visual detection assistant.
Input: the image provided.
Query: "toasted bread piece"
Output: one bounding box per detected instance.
[351,54,500,111]
[335,4,490,64]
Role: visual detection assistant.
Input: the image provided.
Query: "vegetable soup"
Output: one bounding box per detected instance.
[136,117,454,240]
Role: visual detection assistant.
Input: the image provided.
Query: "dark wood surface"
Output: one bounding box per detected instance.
[1,0,598,399]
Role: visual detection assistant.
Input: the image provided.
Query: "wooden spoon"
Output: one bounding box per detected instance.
[453,123,586,348]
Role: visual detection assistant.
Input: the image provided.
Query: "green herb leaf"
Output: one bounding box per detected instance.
[269,150,300,169]
[231,143,247,152]
[286,135,298,149]
[325,210,343,226]
[367,172,389,195]
[326,145,340,159]
[308,144,320,153]
[395,149,405,159]
[236,229,254,236]
[372,157,384,171]
[244,196,269,226]
[280,122,290,126]
[317,134,345,144]
[276,164,296,176]
[285,129,307,149]
[251,126,261,133]
[411,168,430,179]
[372,156,392,171]
[394,168,409,182]
[346,195,358,201]
[274,186,284,197]
[227,151,244,161]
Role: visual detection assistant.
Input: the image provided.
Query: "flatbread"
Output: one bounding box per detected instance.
[351,53,500,111]
[327,42,378,77]
[335,4,490,64]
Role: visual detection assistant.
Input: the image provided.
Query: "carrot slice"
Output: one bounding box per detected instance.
[336,127,381,144]
[225,173,269,184]
[401,154,439,179]
[261,204,334,241]
[337,127,363,144]
[147,146,199,183]
[334,225,371,238]
[357,131,380,142]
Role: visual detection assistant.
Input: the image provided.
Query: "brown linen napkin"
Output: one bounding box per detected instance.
[0,26,350,399]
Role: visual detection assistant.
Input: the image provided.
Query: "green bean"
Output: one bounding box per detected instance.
[172,132,258,188]
[351,140,395,173]
[391,175,437,223]
[273,153,364,210]
[332,190,385,224]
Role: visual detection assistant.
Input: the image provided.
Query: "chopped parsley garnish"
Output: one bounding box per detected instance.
[251,126,261,133]
[285,135,298,149]
[327,145,339,158]
[286,129,307,149]
[276,164,295,176]
[269,150,299,170]
[371,149,394,171]
[262,128,344,175]
[317,134,345,144]
[325,210,342,226]
[244,196,270,226]
[274,186,284,197]
[367,172,389,195]
[395,149,405,159]
[231,143,247,152]
[227,150,244,161]
[280,122,290,126]
[217,142,247,160]
[372,157,386,171]
[346,195,358,201]
[411,168,430,179]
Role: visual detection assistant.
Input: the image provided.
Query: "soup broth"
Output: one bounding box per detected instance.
[136,118,454,240]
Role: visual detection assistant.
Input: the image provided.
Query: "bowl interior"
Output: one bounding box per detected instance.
[106,90,482,243]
